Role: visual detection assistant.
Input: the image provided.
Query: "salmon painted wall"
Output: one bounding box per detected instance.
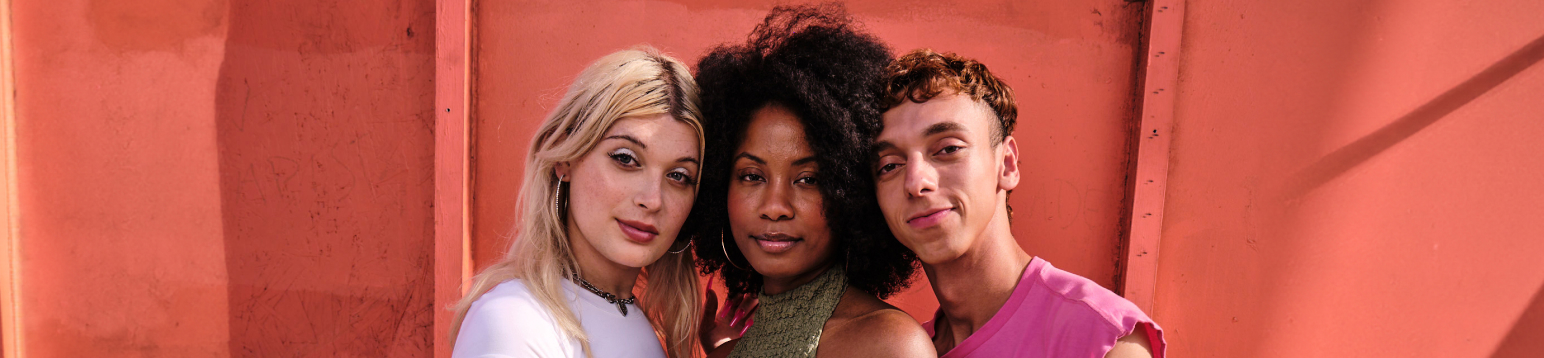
[9,0,437,356]
[1152,0,1544,357]
[469,0,1147,322]
[10,0,1540,357]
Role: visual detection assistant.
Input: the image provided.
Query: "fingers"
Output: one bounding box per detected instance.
[737,293,759,314]
[721,291,743,320]
[700,288,721,351]
[736,294,757,336]
[729,292,756,328]
[702,288,718,321]
[741,297,759,323]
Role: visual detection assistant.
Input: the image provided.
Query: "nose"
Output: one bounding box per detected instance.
[904,155,937,198]
[758,179,794,221]
[634,175,663,211]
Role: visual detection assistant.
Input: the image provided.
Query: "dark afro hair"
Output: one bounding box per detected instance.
[686,2,918,299]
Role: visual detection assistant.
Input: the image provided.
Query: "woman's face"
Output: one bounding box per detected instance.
[562,114,700,269]
[728,105,834,282]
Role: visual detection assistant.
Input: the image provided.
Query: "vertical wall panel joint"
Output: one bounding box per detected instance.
[433,0,472,357]
[1120,0,1184,316]
[0,0,21,355]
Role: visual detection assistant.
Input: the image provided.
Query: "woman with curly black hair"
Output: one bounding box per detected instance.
[688,4,933,358]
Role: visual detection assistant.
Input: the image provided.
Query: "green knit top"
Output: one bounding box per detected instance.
[728,266,848,358]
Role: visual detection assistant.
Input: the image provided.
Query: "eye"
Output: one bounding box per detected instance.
[667,170,697,186]
[795,175,819,185]
[935,145,964,156]
[610,149,640,168]
[738,173,765,182]
[876,155,904,176]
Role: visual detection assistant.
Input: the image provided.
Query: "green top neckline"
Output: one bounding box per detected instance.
[728,265,848,358]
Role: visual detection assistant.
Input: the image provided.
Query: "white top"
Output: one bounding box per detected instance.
[452,278,666,358]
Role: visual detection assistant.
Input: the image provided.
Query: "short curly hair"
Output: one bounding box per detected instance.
[687,3,918,299]
[877,49,1018,145]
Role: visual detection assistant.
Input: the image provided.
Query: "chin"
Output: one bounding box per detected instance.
[748,260,808,280]
[906,235,965,265]
[603,246,662,268]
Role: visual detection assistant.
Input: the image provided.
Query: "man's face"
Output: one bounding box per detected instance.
[873,92,1019,265]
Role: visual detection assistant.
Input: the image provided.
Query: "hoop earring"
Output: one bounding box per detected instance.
[667,239,693,255]
[552,174,567,223]
[720,229,746,270]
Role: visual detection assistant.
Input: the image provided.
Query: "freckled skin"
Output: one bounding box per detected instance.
[561,114,700,295]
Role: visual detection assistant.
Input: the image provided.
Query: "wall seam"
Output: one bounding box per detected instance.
[1120,0,1184,316]
[433,0,471,357]
[0,0,21,355]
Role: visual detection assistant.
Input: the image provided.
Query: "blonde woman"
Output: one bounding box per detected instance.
[451,47,704,358]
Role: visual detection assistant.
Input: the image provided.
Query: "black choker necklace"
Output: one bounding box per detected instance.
[572,275,636,316]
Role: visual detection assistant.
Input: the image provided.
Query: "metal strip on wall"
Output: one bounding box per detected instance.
[433,0,472,356]
[1121,0,1184,315]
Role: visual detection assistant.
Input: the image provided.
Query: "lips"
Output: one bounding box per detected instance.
[617,219,658,244]
[751,233,802,254]
[905,207,954,230]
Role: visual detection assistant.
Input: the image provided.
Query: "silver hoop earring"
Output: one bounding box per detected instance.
[668,239,693,255]
[553,174,567,222]
[720,229,746,270]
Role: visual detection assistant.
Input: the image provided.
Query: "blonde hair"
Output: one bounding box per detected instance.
[452,46,704,358]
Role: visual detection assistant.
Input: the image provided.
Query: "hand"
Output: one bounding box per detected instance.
[700,287,758,352]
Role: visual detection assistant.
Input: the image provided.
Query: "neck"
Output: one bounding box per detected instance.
[762,261,834,295]
[925,206,1031,349]
[568,223,642,299]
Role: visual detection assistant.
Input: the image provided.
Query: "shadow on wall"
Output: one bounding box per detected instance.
[1247,29,1544,357]
[1280,33,1544,200]
[212,0,438,355]
[1491,283,1544,357]
[1271,32,1544,358]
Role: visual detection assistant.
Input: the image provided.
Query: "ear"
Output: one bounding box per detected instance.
[553,162,572,181]
[998,136,1021,191]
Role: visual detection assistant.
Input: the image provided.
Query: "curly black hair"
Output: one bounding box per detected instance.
[687,3,918,299]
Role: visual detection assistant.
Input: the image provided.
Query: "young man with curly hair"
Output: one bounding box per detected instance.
[868,49,1167,358]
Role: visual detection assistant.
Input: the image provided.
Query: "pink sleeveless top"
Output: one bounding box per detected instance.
[924,258,1166,358]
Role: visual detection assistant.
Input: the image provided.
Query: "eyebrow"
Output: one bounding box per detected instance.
[923,121,967,137]
[734,152,816,167]
[603,135,645,148]
[871,141,897,155]
[870,121,967,154]
[606,135,695,164]
[792,156,818,166]
[734,152,764,165]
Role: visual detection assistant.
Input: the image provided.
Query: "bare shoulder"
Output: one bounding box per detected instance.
[817,288,936,358]
[1102,331,1154,358]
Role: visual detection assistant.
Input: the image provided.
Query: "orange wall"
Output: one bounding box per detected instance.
[12,0,232,354]
[7,0,1542,357]
[9,0,438,355]
[469,0,1147,322]
[1151,0,1544,357]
